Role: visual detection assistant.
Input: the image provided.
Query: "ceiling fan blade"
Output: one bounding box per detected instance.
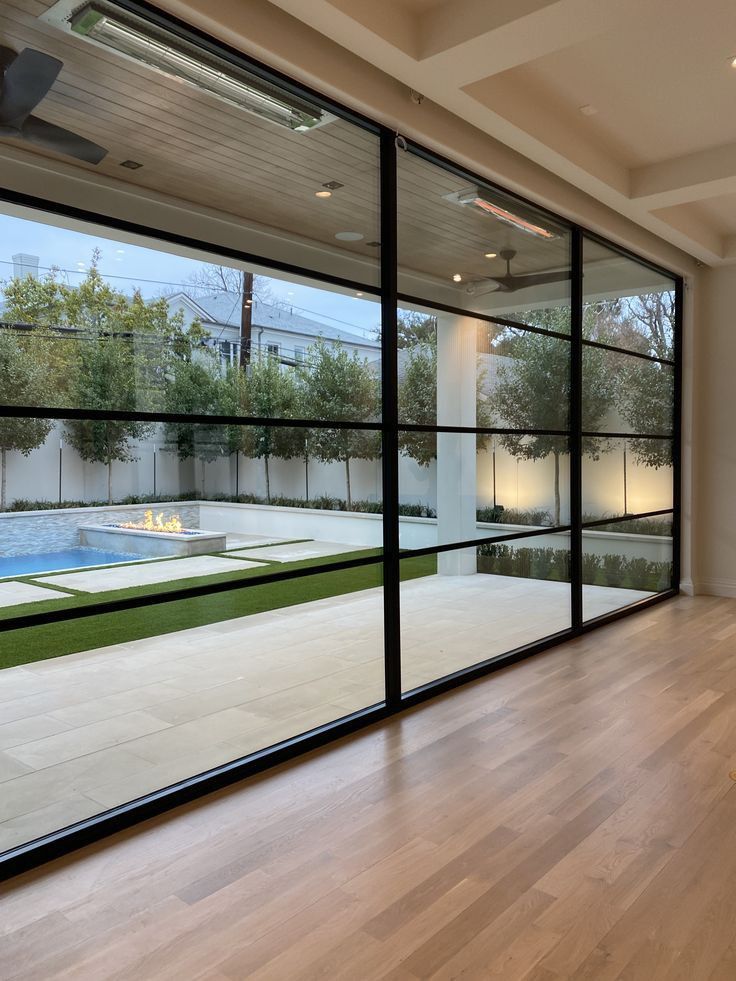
[505,270,571,292]
[19,115,108,164]
[0,48,62,127]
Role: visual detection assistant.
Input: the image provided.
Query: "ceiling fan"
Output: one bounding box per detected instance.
[0,46,107,164]
[466,249,571,296]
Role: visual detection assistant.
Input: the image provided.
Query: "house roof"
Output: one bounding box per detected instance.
[170,291,380,349]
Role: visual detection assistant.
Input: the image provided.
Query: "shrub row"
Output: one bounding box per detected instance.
[477,543,672,591]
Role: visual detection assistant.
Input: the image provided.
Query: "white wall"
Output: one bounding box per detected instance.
[691,267,736,596]
[3,422,669,522]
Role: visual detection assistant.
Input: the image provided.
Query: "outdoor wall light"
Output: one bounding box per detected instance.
[69,1,336,132]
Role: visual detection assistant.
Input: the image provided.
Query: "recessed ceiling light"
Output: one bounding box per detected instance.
[120,159,142,169]
[356,291,363,297]
[579,104,598,116]
[335,231,364,241]
[453,273,462,282]
[315,190,332,198]
[322,180,344,190]
[484,251,497,259]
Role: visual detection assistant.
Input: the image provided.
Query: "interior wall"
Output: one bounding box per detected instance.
[691,266,736,596]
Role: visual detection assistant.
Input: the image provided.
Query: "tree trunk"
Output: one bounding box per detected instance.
[107,456,113,506]
[304,453,309,502]
[345,456,352,509]
[553,450,560,526]
[264,455,271,504]
[1,448,6,511]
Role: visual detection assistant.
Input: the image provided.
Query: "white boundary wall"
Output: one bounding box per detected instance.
[3,423,671,521]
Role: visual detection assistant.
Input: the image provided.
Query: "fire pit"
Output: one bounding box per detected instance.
[79,511,227,558]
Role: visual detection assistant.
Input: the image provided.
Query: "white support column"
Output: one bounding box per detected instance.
[436,313,477,575]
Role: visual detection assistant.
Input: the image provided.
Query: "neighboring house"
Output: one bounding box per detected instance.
[164,291,381,367]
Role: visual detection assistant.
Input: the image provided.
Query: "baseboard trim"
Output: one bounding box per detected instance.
[694,578,736,598]
[679,578,695,596]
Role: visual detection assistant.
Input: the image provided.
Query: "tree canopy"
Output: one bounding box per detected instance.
[0,331,53,509]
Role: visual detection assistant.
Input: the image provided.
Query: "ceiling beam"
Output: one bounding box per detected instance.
[631,143,736,208]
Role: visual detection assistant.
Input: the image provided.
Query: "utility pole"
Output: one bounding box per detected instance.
[239,271,254,368]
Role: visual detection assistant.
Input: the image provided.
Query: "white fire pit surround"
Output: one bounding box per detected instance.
[79,524,227,557]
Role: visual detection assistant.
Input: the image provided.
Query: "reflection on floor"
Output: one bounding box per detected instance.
[0,575,654,853]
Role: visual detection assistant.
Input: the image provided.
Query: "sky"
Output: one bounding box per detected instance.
[0,212,382,340]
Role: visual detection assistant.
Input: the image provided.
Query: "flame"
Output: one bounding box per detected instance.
[119,510,184,534]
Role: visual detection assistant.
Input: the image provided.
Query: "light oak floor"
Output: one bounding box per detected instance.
[0,576,648,852]
[3,593,734,979]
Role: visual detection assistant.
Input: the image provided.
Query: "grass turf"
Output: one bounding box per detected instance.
[0,551,437,670]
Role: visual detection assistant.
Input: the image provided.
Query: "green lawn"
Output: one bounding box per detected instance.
[0,551,437,670]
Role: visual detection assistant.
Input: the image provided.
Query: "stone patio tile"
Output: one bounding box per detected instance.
[226,541,371,563]
[0,581,72,608]
[5,710,173,770]
[32,555,262,593]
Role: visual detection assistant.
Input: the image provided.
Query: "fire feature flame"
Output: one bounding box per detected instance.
[119,510,184,534]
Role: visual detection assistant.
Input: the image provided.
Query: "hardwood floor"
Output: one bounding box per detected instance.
[3,593,736,980]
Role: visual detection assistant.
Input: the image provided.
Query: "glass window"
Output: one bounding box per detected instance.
[0,207,382,422]
[397,150,572,331]
[582,437,673,519]
[583,239,676,358]
[397,303,571,432]
[10,0,382,286]
[398,432,569,550]
[400,535,571,693]
[582,348,674,436]
[0,565,384,852]
[583,518,673,622]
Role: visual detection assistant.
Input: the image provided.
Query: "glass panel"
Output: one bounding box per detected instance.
[401,535,571,692]
[6,1,380,285]
[397,303,571,432]
[582,437,673,519]
[397,150,571,330]
[583,239,676,358]
[0,208,382,420]
[0,566,384,852]
[582,348,674,436]
[583,520,673,621]
[0,418,382,614]
[398,433,569,549]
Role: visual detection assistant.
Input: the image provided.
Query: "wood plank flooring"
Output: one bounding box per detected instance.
[2,593,736,980]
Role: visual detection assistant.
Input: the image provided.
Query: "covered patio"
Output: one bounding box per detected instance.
[0,574,652,852]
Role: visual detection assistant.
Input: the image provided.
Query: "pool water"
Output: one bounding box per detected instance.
[0,548,147,578]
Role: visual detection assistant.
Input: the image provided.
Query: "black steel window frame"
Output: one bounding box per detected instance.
[0,2,682,880]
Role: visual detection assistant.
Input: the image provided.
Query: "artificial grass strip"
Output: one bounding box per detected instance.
[0,552,437,670]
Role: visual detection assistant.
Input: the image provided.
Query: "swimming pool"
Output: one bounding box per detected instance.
[0,548,147,578]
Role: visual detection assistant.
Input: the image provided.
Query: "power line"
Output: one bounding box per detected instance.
[0,259,379,339]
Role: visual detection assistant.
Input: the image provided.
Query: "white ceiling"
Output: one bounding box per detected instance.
[258,0,736,266]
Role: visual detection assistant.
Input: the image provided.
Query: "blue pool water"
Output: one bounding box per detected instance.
[0,548,146,578]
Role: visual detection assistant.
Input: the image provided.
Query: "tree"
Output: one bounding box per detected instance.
[2,250,195,412]
[236,352,300,503]
[163,354,235,495]
[0,330,54,509]
[302,339,380,508]
[64,336,153,504]
[489,324,614,525]
[397,339,493,468]
[398,343,437,467]
[607,292,675,469]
